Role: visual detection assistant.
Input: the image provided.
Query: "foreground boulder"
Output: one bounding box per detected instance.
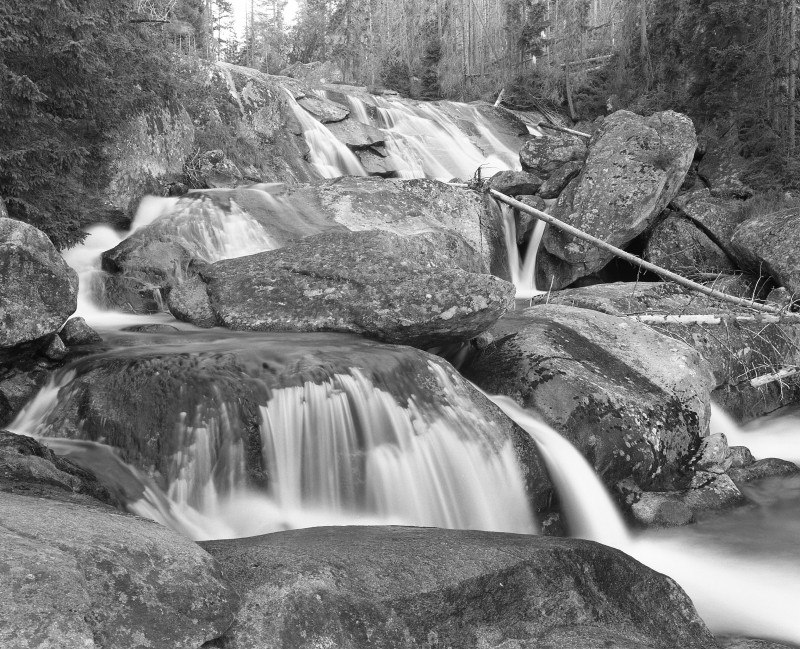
[465,304,715,491]
[169,229,515,348]
[202,526,716,649]
[0,218,78,360]
[536,110,696,289]
[0,491,236,649]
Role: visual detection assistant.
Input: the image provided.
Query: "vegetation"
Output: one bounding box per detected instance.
[3,0,800,248]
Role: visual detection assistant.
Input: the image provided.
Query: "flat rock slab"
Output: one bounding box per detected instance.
[201,525,715,649]
[0,492,236,649]
[171,229,515,348]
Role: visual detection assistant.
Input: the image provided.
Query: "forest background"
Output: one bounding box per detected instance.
[2,0,799,249]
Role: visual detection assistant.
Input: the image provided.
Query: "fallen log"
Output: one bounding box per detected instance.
[626,314,784,325]
[750,367,800,387]
[488,188,800,322]
[536,122,591,140]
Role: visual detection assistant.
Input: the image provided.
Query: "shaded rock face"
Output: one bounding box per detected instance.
[0,431,116,506]
[170,229,515,348]
[464,304,715,490]
[519,134,587,179]
[0,218,78,361]
[201,526,715,649]
[538,160,583,199]
[487,169,543,196]
[536,110,697,290]
[644,213,737,276]
[0,492,236,649]
[671,188,748,259]
[529,282,800,422]
[731,208,800,296]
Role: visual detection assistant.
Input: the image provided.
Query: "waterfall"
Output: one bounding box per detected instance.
[710,402,800,465]
[8,342,536,540]
[499,203,547,298]
[493,394,800,645]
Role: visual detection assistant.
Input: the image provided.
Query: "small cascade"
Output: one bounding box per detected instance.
[9,336,535,539]
[285,91,367,178]
[261,368,534,533]
[499,203,547,298]
[489,394,630,546]
[710,403,800,465]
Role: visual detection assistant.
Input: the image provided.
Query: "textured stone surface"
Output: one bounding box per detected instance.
[60,317,102,346]
[519,134,587,179]
[0,218,78,358]
[0,492,236,649]
[644,213,736,276]
[731,208,800,295]
[171,230,515,348]
[488,169,543,196]
[538,160,583,199]
[326,117,386,149]
[529,281,800,421]
[727,458,800,483]
[202,526,715,649]
[671,188,748,259]
[296,95,350,122]
[536,110,696,289]
[464,304,715,490]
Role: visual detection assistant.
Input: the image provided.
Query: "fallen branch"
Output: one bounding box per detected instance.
[627,314,784,325]
[750,366,800,387]
[537,122,591,140]
[488,188,800,322]
[560,54,614,68]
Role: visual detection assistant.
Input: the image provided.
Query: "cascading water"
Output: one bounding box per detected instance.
[492,395,800,645]
[710,402,800,464]
[9,335,536,540]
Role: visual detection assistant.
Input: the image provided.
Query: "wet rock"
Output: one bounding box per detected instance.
[171,230,515,348]
[464,304,715,490]
[167,275,219,328]
[43,335,68,361]
[536,110,696,289]
[296,95,349,122]
[326,117,386,149]
[0,218,78,361]
[728,445,755,468]
[538,160,583,199]
[356,147,397,176]
[0,367,50,428]
[728,458,800,483]
[730,208,800,295]
[488,169,543,195]
[631,493,694,527]
[519,134,587,179]
[644,213,737,276]
[684,472,747,514]
[202,526,715,649]
[0,492,236,649]
[0,431,116,506]
[694,433,732,473]
[193,149,244,188]
[120,324,180,334]
[60,317,102,346]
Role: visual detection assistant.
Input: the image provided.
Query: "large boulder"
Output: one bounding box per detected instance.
[201,526,716,649]
[644,212,737,276]
[519,134,587,179]
[0,218,78,361]
[464,304,716,491]
[169,229,515,348]
[0,491,236,649]
[296,95,350,123]
[536,110,697,290]
[529,282,800,421]
[730,207,800,295]
[671,188,748,259]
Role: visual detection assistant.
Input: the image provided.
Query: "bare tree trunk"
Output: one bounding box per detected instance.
[789,0,797,156]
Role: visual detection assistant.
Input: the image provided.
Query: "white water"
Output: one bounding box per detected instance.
[499,203,547,298]
[710,402,800,465]
[491,395,800,645]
